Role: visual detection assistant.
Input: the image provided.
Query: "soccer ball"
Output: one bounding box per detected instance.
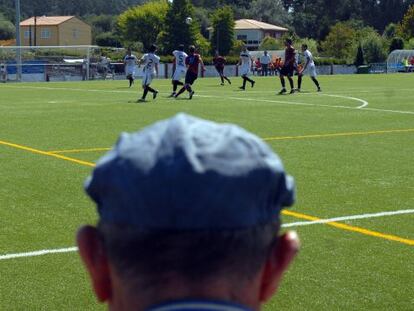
[186,17,192,25]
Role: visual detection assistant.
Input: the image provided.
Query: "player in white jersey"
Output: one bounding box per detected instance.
[297,44,321,92]
[138,44,160,102]
[237,47,255,90]
[124,48,138,87]
[170,44,188,97]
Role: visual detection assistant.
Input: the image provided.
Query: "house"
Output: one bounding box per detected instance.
[20,16,91,46]
[234,19,288,50]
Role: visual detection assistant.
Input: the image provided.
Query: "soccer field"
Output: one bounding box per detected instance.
[0,74,413,310]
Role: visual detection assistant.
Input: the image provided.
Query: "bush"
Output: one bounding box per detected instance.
[314,58,347,65]
[229,40,244,56]
[259,36,283,50]
[0,20,15,40]
[95,32,122,47]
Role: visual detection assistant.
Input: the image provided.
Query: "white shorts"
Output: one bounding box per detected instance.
[240,65,250,76]
[142,72,155,86]
[302,64,317,77]
[172,66,186,81]
[125,66,136,77]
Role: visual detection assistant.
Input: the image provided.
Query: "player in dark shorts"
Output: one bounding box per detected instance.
[175,45,205,100]
[278,38,296,94]
[213,51,231,85]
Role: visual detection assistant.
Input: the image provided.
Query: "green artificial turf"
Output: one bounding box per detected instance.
[0,73,413,310]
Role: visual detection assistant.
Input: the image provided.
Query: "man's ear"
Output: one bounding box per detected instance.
[259,231,300,302]
[77,225,112,302]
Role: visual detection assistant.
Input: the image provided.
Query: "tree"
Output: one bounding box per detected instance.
[321,22,357,61]
[354,44,365,66]
[383,23,397,39]
[210,6,235,55]
[258,36,283,50]
[162,0,198,54]
[361,32,387,63]
[398,4,414,39]
[0,14,14,40]
[117,0,168,51]
[389,37,404,52]
[249,0,291,27]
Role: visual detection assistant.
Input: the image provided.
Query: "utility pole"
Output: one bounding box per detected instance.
[15,0,22,81]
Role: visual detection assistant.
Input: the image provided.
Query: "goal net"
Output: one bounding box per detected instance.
[0,45,127,82]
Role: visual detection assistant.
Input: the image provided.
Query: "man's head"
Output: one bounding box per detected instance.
[264,50,268,55]
[149,44,157,53]
[188,45,196,54]
[285,38,293,47]
[126,48,132,56]
[77,114,299,311]
[178,44,184,52]
[301,44,308,52]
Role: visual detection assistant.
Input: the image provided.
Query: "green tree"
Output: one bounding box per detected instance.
[321,22,357,61]
[383,23,397,39]
[250,0,291,27]
[117,0,168,51]
[0,15,14,40]
[229,39,245,56]
[354,44,365,66]
[361,32,387,63]
[258,36,283,50]
[210,6,235,55]
[389,37,404,52]
[398,4,414,39]
[162,0,198,54]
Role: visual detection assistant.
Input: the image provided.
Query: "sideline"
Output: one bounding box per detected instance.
[1,208,413,261]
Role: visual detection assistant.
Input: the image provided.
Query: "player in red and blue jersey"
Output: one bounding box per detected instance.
[175,45,205,100]
[213,51,231,86]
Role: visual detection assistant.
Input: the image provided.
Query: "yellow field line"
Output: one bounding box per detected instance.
[283,210,414,246]
[49,147,111,154]
[0,140,95,167]
[46,128,414,154]
[1,139,413,246]
[263,128,414,142]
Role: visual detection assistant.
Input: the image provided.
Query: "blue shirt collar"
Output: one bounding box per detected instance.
[146,300,254,311]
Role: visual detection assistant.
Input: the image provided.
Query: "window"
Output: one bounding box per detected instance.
[40,29,51,39]
[72,29,79,39]
[237,35,247,41]
[24,30,30,39]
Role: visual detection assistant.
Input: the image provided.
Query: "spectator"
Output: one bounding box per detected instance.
[260,51,271,76]
[77,113,299,311]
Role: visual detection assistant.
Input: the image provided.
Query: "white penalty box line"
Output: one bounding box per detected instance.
[1,208,413,261]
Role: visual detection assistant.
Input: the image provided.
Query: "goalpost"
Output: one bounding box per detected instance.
[0,45,127,82]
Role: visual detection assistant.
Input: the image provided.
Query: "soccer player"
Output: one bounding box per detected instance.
[238,47,255,90]
[137,44,160,102]
[170,44,188,97]
[213,51,231,85]
[175,45,205,100]
[278,39,296,94]
[123,48,138,87]
[297,44,321,92]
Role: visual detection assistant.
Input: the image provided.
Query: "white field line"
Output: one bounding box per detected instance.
[283,208,414,228]
[3,84,414,114]
[1,209,413,261]
[0,247,78,261]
